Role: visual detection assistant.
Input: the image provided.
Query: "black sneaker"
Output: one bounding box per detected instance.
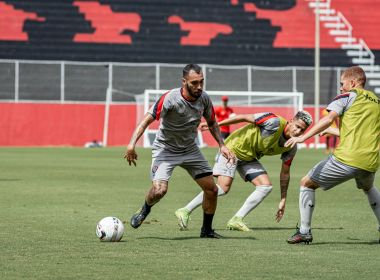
[130,208,149,229]
[287,226,313,244]
[200,228,223,239]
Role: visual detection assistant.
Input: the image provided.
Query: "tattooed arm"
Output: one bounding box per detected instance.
[275,162,291,222]
[207,119,235,163]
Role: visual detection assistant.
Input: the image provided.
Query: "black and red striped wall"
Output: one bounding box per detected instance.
[0,0,379,66]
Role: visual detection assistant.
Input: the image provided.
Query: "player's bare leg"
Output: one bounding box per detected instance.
[175,175,232,230]
[130,180,168,229]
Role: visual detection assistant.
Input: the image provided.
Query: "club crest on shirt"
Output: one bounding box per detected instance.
[152,165,158,173]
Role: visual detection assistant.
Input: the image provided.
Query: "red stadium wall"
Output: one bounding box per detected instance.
[0,103,322,147]
[0,103,135,146]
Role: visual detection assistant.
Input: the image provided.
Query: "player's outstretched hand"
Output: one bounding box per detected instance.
[275,199,286,222]
[124,144,138,166]
[220,145,236,166]
[199,122,209,131]
[284,136,304,148]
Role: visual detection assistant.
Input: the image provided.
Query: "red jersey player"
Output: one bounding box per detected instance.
[215,95,234,139]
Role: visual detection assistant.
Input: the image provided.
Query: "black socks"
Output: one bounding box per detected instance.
[202,212,214,232]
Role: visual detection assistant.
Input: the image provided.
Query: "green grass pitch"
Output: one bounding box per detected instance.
[0,147,379,279]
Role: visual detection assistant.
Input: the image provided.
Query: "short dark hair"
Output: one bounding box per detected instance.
[342,66,366,87]
[183,64,202,78]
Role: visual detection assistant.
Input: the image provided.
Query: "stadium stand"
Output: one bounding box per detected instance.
[0,0,369,66]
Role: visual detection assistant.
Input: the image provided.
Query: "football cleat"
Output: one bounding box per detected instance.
[130,208,150,229]
[200,228,223,239]
[226,216,250,232]
[175,208,191,231]
[287,227,313,244]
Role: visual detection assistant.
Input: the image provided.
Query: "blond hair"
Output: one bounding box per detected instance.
[342,66,366,87]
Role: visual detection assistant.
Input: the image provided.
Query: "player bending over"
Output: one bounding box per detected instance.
[175,110,312,231]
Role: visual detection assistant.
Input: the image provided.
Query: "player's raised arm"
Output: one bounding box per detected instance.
[199,114,255,131]
[319,127,340,137]
[218,114,255,127]
[285,111,339,148]
[124,113,155,166]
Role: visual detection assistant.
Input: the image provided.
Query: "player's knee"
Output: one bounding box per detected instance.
[157,187,168,198]
[204,184,218,196]
[217,183,231,194]
[152,182,168,198]
[300,175,319,190]
[257,185,272,196]
[300,175,315,188]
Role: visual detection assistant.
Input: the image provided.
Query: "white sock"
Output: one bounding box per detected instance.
[365,186,380,229]
[235,185,272,218]
[299,187,315,234]
[184,184,226,213]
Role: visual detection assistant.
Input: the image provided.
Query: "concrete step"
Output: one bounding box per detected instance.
[309,2,330,8]
[359,65,380,72]
[346,50,370,57]
[352,58,374,64]
[320,15,340,21]
[335,37,356,43]
[330,29,351,36]
[324,22,345,28]
[368,80,380,86]
[366,72,380,79]
[341,44,362,50]
[316,9,336,15]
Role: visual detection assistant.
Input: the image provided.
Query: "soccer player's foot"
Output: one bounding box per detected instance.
[130,208,150,229]
[226,216,250,232]
[287,227,313,244]
[200,228,223,239]
[175,207,191,231]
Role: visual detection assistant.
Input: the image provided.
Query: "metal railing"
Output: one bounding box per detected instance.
[1,59,376,105]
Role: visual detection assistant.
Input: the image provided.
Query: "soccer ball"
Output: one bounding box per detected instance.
[96,217,124,242]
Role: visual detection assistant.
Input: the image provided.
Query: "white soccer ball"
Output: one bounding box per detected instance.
[96,217,124,242]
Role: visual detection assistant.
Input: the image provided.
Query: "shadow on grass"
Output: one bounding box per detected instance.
[0,179,21,182]
[309,240,379,245]
[98,240,128,243]
[247,226,344,231]
[137,236,257,241]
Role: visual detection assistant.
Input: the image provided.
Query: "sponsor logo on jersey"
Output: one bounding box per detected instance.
[364,94,380,104]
